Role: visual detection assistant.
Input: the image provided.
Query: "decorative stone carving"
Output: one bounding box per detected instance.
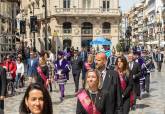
[95,28,100,35]
[74,29,79,35]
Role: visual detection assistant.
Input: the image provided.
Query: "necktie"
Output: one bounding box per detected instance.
[100,73,104,88]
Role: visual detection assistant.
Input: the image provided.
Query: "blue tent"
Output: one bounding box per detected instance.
[90,37,112,45]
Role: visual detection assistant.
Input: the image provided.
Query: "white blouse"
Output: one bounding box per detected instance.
[16,62,24,75]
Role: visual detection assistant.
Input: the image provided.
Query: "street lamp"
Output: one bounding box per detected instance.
[156,10,162,48]
[42,0,48,51]
[30,0,36,51]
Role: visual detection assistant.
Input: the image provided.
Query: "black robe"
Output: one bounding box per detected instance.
[76,89,110,114]
[36,65,49,85]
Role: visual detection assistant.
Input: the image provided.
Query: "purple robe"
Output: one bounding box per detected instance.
[54,59,70,84]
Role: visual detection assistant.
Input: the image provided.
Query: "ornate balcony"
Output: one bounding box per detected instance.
[53,8,120,17]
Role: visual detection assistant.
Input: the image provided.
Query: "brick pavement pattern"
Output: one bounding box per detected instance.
[4,64,165,114]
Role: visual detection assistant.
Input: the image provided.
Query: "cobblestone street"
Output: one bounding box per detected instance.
[4,64,165,114]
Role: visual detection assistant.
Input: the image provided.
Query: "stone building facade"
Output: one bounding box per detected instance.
[0,1,20,61]
[21,0,121,51]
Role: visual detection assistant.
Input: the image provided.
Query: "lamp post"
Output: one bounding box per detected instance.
[42,0,48,51]
[156,5,165,48]
[156,9,162,48]
[53,30,58,59]
[30,1,36,52]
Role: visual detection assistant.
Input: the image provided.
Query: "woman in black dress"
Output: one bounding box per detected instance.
[115,56,134,114]
[76,69,110,114]
[36,56,49,87]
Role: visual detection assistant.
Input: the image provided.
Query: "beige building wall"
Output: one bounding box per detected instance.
[21,0,121,51]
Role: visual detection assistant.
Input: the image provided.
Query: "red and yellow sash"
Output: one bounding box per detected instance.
[77,90,101,114]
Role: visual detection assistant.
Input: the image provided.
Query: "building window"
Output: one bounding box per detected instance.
[102,22,111,33]
[63,0,70,8]
[81,22,93,34]
[102,0,110,11]
[63,22,72,33]
[82,0,91,8]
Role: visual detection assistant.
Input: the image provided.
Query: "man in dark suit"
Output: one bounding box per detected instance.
[95,53,123,114]
[80,47,88,87]
[128,53,141,109]
[71,50,82,93]
[0,66,7,114]
[155,49,164,72]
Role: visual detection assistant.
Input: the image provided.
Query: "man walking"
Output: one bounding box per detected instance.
[71,50,82,93]
[128,53,141,110]
[95,53,123,114]
[155,49,164,72]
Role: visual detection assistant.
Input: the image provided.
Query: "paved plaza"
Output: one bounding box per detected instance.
[4,64,165,114]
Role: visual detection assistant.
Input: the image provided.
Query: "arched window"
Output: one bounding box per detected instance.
[102,22,111,33]
[81,22,93,34]
[63,22,72,33]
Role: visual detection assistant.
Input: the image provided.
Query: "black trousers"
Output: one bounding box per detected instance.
[157,62,162,72]
[0,100,4,114]
[123,98,130,114]
[73,72,81,92]
[145,73,150,93]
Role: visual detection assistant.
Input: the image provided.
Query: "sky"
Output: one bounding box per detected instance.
[119,0,140,12]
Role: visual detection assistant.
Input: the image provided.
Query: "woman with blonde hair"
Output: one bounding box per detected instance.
[82,54,95,88]
[76,69,110,114]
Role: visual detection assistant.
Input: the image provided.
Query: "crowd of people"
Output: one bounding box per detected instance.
[0,46,164,114]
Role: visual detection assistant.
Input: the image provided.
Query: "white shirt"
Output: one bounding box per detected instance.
[16,62,24,75]
[31,59,33,66]
[101,69,107,83]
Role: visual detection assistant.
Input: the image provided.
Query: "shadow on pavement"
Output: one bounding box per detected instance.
[52,101,61,105]
[150,81,158,84]
[65,94,75,99]
[136,104,150,109]
[149,88,158,92]
[142,93,150,99]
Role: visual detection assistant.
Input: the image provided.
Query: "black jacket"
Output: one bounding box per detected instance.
[129,62,141,96]
[101,70,123,114]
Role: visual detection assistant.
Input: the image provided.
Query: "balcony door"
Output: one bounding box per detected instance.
[82,0,91,9]
[102,0,110,11]
[63,0,70,8]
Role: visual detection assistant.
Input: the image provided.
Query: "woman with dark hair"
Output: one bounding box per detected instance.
[76,69,110,114]
[15,57,25,88]
[115,56,134,114]
[19,83,53,114]
[36,56,49,87]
